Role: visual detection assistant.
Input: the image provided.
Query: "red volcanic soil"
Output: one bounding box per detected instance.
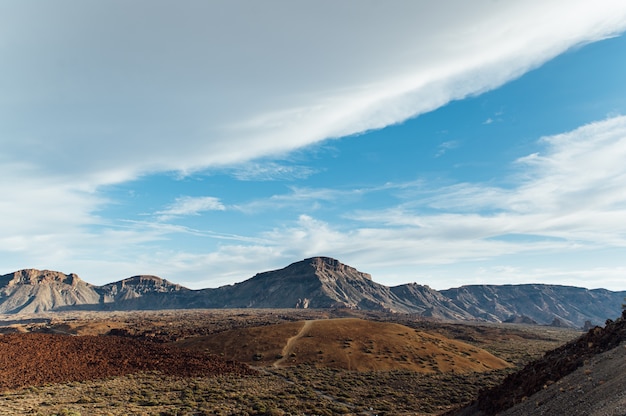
[0,333,255,390]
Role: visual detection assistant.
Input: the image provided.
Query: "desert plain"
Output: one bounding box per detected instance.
[0,308,582,415]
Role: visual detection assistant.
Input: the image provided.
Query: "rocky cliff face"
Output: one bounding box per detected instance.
[1,269,83,286]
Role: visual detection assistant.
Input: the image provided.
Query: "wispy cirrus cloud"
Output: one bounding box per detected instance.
[357,116,626,243]
[434,140,460,157]
[227,162,317,181]
[3,1,626,186]
[155,196,225,220]
[233,186,361,214]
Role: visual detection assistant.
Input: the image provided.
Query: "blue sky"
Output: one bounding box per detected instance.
[2,1,626,290]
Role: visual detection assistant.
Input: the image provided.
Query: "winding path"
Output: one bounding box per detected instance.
[272,320,313,367]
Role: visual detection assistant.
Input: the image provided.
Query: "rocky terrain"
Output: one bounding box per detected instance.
[0,269,187,314]
[191,257,473,320]
[1,257,624,327]
[0,332,255,391]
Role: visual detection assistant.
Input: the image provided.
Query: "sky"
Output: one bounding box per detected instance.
[2,1,626,290]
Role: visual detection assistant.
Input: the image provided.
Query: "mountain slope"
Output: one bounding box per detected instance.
[0,259,624,326]
[0,270,190,313]
[441,284,626,328]
[390,282,474,320]
[95,275,190,309]
[0,269,100,314]
[190,257,389,309]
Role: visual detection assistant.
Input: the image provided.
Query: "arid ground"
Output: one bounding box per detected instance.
[0,309,580,415]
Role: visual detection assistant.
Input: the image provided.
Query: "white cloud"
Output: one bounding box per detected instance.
[156,196,225,219]
[435,140,460,157]
[228,162,317,181]
[234,186,359,214]
[2,1,626,184]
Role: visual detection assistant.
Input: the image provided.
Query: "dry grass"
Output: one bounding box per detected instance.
[0,368,510,416]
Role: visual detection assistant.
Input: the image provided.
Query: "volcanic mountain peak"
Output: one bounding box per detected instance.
[2,269,85,287]
[308,256,372,280]
[0,269,99,314]
[286,256,372,283]
[248,257,372,285]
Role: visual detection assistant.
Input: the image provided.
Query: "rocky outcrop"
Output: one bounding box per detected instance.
[1,269,83,286]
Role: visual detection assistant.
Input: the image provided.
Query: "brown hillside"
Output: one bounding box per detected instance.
[0,333,255,391]
[173,318,511,373]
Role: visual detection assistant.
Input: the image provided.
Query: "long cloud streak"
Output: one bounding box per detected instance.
[2,1,626,182]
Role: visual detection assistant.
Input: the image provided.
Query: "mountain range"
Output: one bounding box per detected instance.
[1,257,624,327]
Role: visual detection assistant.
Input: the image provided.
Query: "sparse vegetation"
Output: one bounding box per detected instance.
[0,309,581,415]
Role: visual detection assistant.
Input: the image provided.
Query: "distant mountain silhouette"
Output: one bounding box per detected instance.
[1,258,624,327]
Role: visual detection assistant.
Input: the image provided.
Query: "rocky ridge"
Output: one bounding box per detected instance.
[0,258,624,327]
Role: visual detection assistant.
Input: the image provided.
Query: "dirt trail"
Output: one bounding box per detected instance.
[273,320,313,367]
